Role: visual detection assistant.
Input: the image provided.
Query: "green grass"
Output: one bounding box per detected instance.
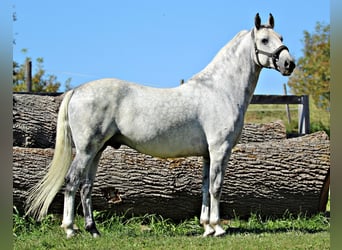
[245,101,330,135]
[13,208,330,250]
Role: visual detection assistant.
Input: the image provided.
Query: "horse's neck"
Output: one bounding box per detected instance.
[191,30,261,110]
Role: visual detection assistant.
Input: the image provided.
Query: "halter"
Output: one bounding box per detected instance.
[251,29,289,71]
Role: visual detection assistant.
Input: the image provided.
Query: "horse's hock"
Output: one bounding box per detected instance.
[13,93,330,219]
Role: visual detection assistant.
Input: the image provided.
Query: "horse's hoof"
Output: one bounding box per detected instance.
[86,224,101,238]
[66,229,76,239]
[213,224,226,237]
[92,232,101,238]
[61,223,79,230]
[202,224,215,237]
[61,224,80,238]
[89,229,101,238]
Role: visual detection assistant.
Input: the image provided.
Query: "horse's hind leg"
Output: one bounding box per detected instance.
[80,150,103,238]
[61,151,96,238]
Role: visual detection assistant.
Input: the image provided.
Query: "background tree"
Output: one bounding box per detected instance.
[287,22,330,111]
[13,50,71,92]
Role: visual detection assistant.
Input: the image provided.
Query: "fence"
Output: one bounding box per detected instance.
[250,95,310,135]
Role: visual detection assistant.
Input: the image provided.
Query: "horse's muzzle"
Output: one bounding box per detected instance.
[278,55,296,76]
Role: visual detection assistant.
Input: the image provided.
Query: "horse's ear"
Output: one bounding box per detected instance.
[255,13,261,30]
[268,13,275,29]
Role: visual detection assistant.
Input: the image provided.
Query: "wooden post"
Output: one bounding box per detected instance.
[298,95,310,134]
[283,84,292,124]
[25,60,32,92]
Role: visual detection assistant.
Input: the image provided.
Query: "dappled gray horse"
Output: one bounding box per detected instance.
[26,13,295,238]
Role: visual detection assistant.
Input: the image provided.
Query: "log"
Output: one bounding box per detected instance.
[239,121,286,143]
[13,94,63,148]
[13,93,286,148]
[13,132,330,220]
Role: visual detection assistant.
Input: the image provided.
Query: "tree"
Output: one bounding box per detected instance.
[13,50,71,92]
[287,22,330,111]
[13,9,70,93]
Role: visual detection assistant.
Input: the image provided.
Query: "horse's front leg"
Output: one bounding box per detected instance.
[200,157,215,237]
[208,145,231,237]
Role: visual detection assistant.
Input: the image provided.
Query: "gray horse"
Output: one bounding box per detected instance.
[26,13,295,238]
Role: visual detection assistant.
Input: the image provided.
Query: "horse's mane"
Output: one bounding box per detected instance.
[189,30,251,83]
[223,30,249,50]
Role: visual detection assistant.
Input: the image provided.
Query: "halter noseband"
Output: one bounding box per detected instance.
[251,29,289,71]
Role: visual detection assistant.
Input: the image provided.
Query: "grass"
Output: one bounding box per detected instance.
[245,101,330,135]
[13,208,330,250]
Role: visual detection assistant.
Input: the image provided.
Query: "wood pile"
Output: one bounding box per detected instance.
[13,93,330,220]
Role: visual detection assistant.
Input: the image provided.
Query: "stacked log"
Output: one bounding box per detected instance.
[13,93,330,220]
[13,93,286,148]
[13,94,63,148]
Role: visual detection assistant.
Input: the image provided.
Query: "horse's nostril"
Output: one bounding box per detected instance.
[289,61,295,71]
[291,61,296,70]
[285,60,295,71]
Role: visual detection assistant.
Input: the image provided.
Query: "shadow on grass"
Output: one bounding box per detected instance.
[225,226,328,235]
[218,212,331,236]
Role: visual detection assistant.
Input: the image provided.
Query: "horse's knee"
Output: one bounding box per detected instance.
[209,171,224,197]
[209,183,223,198]
[80,181,94,198]
[64,175,80,193]
[65,161,88,193]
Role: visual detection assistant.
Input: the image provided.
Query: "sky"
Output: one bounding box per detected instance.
[13,1,330,94]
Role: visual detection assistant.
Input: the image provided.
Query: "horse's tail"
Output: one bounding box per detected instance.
[25,90,74,221]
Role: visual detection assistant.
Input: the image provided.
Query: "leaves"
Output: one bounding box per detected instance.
[287,22,330,111]
[13,51,69,93]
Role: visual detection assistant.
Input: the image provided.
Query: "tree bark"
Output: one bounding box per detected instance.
[14,132,330,220]
[13,93,63,148]
[13,93,286,148]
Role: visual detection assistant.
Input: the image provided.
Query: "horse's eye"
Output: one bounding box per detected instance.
[261,38,268,45]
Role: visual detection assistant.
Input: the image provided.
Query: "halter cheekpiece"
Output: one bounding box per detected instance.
[251,29,289,71]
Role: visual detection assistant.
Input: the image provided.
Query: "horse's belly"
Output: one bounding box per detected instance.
[121,127,208,158]
[139,139,207,158]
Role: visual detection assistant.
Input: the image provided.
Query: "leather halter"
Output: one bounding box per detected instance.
[251,29,289,71]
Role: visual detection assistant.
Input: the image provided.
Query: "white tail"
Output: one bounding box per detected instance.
[25,90,74,220]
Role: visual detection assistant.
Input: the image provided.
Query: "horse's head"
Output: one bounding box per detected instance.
[252,13,295,76]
